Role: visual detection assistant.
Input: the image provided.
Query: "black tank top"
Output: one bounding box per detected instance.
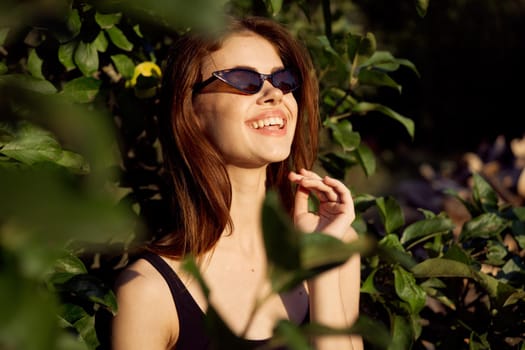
[141,252,303,350]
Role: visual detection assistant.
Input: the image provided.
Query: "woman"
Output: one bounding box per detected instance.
[112,16,362,350]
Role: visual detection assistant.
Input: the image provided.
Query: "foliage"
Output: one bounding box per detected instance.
[1,0,524,349]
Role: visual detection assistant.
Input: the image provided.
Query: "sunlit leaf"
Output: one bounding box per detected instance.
[111,54,135,79]
[459,213,508,242]
[0,121,61,164]
[0,74,57,94]
[378,234,416,269]
[0,27,9,45]
[61,76,101,104]
[106,26,133,51]
[471,173,499,213]
[389,315,413,350]
[355,143,376,177]
[327,119,360,151]
[27,48,44,79]
[262,191,301,270]
[415,0,429,18]
[393,265,426,314]
[92,31,108,52]
[400,217,454,246]
[358,69,401,92]
[376,196,404,234]
[265,0,283,16]
[95,11,122,29]
[74,41,99,76]
[73,315,99,349]
[352,102,415,139]
[412,258,475,279]
[58,41,77,71]
[301,233,374,270]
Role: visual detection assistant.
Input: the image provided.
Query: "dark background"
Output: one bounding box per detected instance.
[350,0,525,158]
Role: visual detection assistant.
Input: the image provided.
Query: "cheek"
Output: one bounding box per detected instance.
[193,95,216,132]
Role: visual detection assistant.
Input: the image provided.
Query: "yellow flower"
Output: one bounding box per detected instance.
[128,62,162,88]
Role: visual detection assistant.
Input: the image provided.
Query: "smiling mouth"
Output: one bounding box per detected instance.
[249,117,285,129]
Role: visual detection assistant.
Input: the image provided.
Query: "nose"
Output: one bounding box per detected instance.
[257,80,284,105]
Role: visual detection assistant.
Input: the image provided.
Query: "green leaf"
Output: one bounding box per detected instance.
[0,61,7,75]
[318,151,358,180]
[301,233,374,270]
[360,51,420,77]
[57,274,118,314]
[393,265,426,314]
[106,26,133,51]
[92,31,108,52]
[355,143,376,177]
[459,213,508,242]
[27,48,44,79]
[58,41,77,71]
[272,320,311,350]
[95,12,122,29]
[359,51,398,71]
[389,315,413,350]
[74,41,99,76]
[55,8,81,43]
[485,240,507,265]
[61,76,101,103]
[0,74,57,94]
[415,0,429,18]
[412,258,475,279]
[400,217,454,246]
[55,150,90,174]
[0,27,10,46]
[262,191,301,270]
[316,35,339,57]
[472,173,499,213]
[111,54,135,79]
[0,122,61,164]
[358,69,401,92]
[265,0,283,16]
[182,256,210,298]
[327,119,360,151]
[376,196,404,234]
[361,268,378,294]
[355,32,377,66]
[352,102,415,139]
[73,315,99,349]
[133,24,143,38]
[67,9,81,38]
[54,254,88,275]
[378,234,416,269]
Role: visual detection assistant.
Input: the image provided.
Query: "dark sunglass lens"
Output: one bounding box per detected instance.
[223,70,262,93]
[273,70,299,93]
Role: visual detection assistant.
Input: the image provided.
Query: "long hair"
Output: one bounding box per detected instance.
[149,16,319,259]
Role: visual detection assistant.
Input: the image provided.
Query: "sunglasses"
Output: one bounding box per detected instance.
[193,68,300,95]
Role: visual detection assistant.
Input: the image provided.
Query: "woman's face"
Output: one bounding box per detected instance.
[193,32,298,169]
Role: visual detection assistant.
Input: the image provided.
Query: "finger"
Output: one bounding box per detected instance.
[288,171,310,214]
[323,176,353,208]
[298,176,338,202]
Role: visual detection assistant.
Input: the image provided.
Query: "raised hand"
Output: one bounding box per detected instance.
[288,168,355,239]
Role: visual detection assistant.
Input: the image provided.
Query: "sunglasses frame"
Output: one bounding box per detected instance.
[193,67,300,95]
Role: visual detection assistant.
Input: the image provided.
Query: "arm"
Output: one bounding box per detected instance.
[289,169,363,350]
[112,260,178,350]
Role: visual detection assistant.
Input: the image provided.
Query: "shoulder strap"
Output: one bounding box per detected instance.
[140,251,210,349]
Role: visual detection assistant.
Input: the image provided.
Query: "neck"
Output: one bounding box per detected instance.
[220,165,268,253]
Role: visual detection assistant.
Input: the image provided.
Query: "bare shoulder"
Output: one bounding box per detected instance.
[112,257,179,350]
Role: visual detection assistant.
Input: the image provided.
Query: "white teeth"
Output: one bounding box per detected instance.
[251,117,285,129]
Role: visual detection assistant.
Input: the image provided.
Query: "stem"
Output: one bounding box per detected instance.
[322,0,332,42]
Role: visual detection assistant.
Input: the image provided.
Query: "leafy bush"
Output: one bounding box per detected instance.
[2,0,524,349]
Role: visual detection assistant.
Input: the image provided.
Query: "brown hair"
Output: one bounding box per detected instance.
[149,16,319,258]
